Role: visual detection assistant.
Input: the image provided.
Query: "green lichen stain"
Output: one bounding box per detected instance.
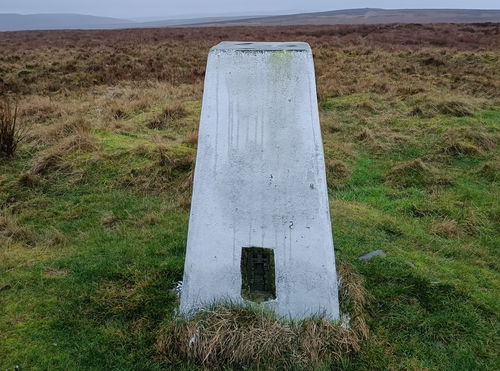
[269,50,295,72]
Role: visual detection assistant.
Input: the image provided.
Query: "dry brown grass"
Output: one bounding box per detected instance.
[44,268,69,278]
[441,127,497,157]
[120,145,194,203]
[338,261,369,319]
[355,127,386,151]
[18,172,41,187]
[1,24,498,100]
[407,94,484,118]
[436,100,474,117]
[18,95,61,126]
[139,212,160,226]
[147,103,187,130]
[101,212,118,227]
[0,211,34,246]
[27,117,91,146]
[183,131,198,147]
[386,158,450,188]
[431,220,461,238]
[356,127,376,142]
[326,159,352,190]
[477,161,499,182]
[107,95,153,120]
[155,261,368,369]
[28,120,98,175]
[48,229,68,246]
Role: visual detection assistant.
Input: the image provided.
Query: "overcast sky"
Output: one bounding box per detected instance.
[1,0,499,19]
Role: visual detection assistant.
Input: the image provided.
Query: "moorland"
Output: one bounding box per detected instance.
[0,23,499,369]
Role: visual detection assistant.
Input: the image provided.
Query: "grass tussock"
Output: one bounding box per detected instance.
[441,127,497,156]
[356,127,386,151]
[477,161,499,182]
[356,127,376,142]
[26,117,91,146]
[101,212,118,227]
[48,228,68,246]
[156,262,368,368]
[18,171,41,187]
[385,158,450,188]
[29,124,98,175]
[0,211,34,246]
[139,211,160,226]
[19,95,59,123]
[326,159,352,189]
[183,131,198,147]
[408,95,478,118]
[44,268,69,278]
[436,100,474,117]
[431,220,461,238]
[146,103,187,130]
[338,261,369,321]
[121,145,194,199]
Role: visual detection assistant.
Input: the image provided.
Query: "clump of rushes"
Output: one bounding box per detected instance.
[0,94,24,158]
[156,261,368,369]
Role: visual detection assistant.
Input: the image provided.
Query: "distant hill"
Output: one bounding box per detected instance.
[199,8,500,26]
[0,13,134,31]
[1,9,499,32]
[136,15,283,28]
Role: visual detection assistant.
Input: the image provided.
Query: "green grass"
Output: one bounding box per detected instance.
[0,93,498,369]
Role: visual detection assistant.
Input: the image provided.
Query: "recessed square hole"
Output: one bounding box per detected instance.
[241,247,276,303]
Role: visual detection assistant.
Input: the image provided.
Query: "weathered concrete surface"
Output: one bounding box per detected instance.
[180,42,339,320]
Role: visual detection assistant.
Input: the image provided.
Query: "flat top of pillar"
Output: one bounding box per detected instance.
[211,41,311,52]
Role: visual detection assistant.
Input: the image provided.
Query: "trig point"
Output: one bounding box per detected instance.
[180,42,340,320]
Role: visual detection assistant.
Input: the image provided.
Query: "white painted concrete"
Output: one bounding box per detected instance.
[179,41,340,320]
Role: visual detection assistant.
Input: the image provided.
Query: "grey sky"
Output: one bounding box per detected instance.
[1,0,499,19]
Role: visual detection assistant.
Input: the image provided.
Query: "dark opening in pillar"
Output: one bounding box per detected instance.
[241,247,276,302]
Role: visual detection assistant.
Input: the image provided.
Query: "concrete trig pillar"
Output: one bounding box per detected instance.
[180,42,339,320]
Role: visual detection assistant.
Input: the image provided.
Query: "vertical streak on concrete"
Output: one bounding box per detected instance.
[308,73,320,174]
[232,226,236,265]
[180,42,340,320]
[214,56,220,176]
[235,101,240,149]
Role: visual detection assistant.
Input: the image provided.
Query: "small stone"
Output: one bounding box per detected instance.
[406,260,416,268]
[359,250,385,261]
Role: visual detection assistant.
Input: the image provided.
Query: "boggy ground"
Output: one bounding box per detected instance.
[0,23,499,370]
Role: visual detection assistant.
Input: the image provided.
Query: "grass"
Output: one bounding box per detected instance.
[0,24,499,370]
[157,262,368,368]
